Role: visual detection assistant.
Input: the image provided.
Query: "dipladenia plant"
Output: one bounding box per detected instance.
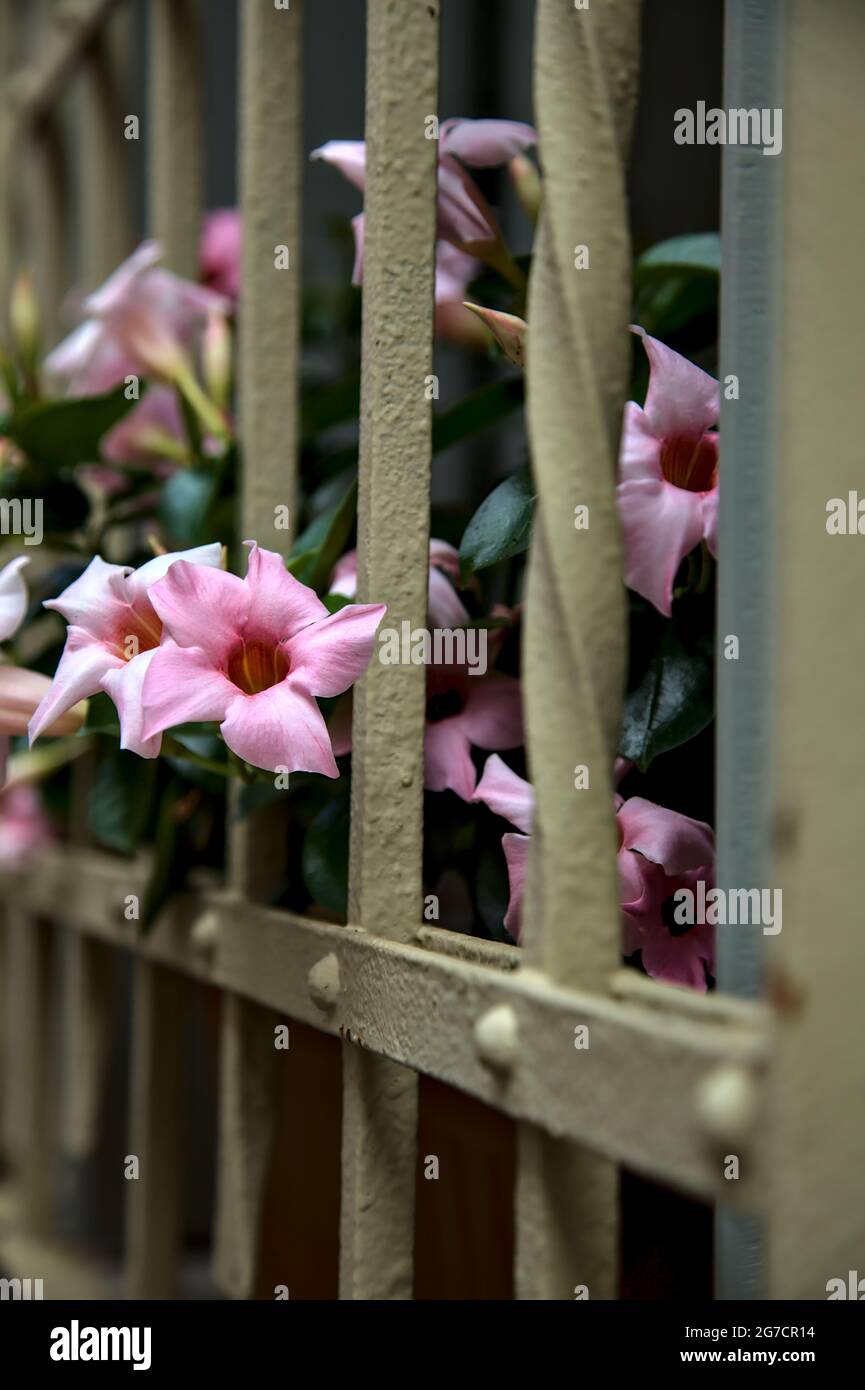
[0,130,721,987]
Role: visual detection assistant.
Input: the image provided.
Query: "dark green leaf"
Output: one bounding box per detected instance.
[459,465,534,583]
[619,623,714,772]
[301,377,360,443]
[4,382,144,467]
[88,748,156,854]
[83,691,121,736]
[302,796,350,918]
[159,467,218,546]
[289,477,357,593]
[634,233,720,284]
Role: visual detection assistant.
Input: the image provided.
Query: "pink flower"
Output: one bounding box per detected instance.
[200,208,241,301]
[329,543,520,797]
[45,241,230,393]
[474,754,715,986]
[29,544,223,759]
[616,326,719,617]
[140,543,386,775]
[0,782,52,868]
[330,539,470,629]
[312,117,536,253]
[0,557,86,784]
[471,754,532,941]
[102,385,185,469]
[617,796,715,992]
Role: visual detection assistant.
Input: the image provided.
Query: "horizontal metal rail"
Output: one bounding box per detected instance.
[0,847,769,1207]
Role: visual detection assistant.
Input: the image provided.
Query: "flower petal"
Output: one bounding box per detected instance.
[44,554,131,635]
[632,326,720,441]
[502,831,530,942]
[437,156,497,245]
[618,795,714,876]
[126,541,223,603]
[310,140,367,191]
[243,542,328,642]
[472,753,534,833]
[439,118,537,168]
[29,628,120,743]
[219,683,338,776]
[140,644,238,740]
[639,921,714,992]
[618,401,663,484]
[616,477,705,617]
[148,559,249,661]
[101,649,164,758]
[0,666,69,734]
[460,672,523,750]
[701,488,719,558]
[286,603,386,698]
[424,717,477,799]
[0,555,29,642]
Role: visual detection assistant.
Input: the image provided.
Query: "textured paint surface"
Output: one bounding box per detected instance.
[341,0,439,1302]
[766,0,865,1298]
[517,0,641,1301]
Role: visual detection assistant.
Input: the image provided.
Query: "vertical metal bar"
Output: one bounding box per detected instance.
[213,0,304,1299]
[0,0,20,334]
[765,0,865,1298]
[79,7,134,287]
[715,0,784,1301]
[125,961,185,1298]
[339,0,439,1301]
[148,0,203,275]
[3,914,57,1234]
[26,110,70,347]
[124,0,205,1299]
[516,0,641,1300]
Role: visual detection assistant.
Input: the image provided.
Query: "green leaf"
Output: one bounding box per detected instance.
[88,748,156,854]
[619,623,714,772]
[83,691,121,736]
[634,233,720,283]
[289,477,357,593]
[459,465,534,583]
[302,796,350,918]
[3,382,144,467]
[159,467,218,546]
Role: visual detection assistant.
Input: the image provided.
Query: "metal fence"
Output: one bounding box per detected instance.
[0,0,863,1301]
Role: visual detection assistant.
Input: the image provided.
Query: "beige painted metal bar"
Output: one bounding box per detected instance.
[25,110,71,347]
[765,0,865,1298]
[213,0,305,1299]
[1,914,57,1235]
[4,0,123,123]
[123,0,205,1300]
[78,5,133,288]
[147,0,202,276]
[517,0,642,1299]
[60,6,133,1164]
[0,849,770,1206]
[339,0,439,1300]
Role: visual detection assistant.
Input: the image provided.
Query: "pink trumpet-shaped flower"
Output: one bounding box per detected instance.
[200,208,242,302]
[616,327,719,617]
[474,754,715,986]
[45,241,230,394]
[423,660,523,802]
[312,117,536,253]
[29,544,223,759]
[140,543,386,775]
[330,539,470,629]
